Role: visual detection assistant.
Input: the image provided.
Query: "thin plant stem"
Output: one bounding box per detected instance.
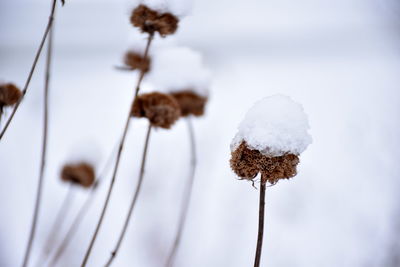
[165,117,197,267]
[20,16,55,267]
[104,123,152,267]
[253,181,266,267]
[0,0,57,141]
[80,33,154,267]
[44,142,119,267]
[34,184,74,267]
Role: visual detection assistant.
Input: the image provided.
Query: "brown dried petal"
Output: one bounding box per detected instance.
[61,163,95,188]
[131,92,181,129]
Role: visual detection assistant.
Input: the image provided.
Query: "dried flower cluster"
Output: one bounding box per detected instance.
[0,83,22,112]
[130,5,179,36]
[61,162,95,188]
[171,90,207,117]
[230,142,299,185]
[131,92,181,129]
[124,51,151,73]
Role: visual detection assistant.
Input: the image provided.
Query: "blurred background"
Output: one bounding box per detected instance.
[1,0,400,266]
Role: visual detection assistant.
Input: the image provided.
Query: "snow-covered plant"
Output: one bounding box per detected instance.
[230,94,311,267]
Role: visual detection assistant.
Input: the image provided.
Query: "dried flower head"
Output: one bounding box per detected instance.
[61,162,95,188]
[130,5,178,36]
[230,142,299,185]
[131,92,181,129]
[0,83,22,107]
[171,90,207,117]
[124,51,151,73]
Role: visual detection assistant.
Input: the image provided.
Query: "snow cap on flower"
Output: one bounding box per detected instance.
[131,92,181,129]
[147,46,211,98]
[231,95,312,157]
[230,95,311,184]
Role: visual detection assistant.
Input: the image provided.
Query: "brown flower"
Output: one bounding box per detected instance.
[61,162,95,188]
[171,91,207,117]
[124,51,151,73]
[0,83,22,107]
[230,142,299,185]
[130,5,179,36]
[131,92,181,129]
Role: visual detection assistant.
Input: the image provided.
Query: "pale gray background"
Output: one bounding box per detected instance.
[1,0,400,266]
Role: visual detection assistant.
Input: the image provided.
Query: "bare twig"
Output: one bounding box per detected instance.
[20,11,55,267]
[253,180,266,267]
[44,142,118,267]
[165,117,197,267]
[104,124,152,267]
[80,32,154,267]
[0,0,57,141]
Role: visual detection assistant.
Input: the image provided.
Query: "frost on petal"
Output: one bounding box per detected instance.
[231,95,312,157]
[146,46,211,97]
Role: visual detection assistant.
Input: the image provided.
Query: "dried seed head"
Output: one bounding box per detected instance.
[124,51,151,73]
[170,90,207,117]
[61,162,95,188]
[130,5,179,36]
[230,142,299,185]
[0,83,22,107]
[131,92,181,129]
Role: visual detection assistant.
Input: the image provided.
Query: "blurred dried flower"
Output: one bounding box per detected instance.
[230,142,299,185]
[130,5,178,36]
[0,83,22,107]
[124,51,151,73]
[171,91,207,117]
[61,162,95,188]
[131,92,181,129]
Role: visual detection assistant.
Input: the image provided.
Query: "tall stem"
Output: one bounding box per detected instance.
[104,124,152,267]
[34,184,74,267]
[20,13,55,267]
[165,117,197,267]
[0,0,57,141]
[45,142,118,267]
[253,181,266,267]
[80,33,154,267]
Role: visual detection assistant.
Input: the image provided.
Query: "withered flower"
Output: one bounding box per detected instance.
[130,5,179,36]
[61,162,95,188]
[230,142,299,185]
[170,90,207,117]
[124,51,151,73]
[131,92,181,129]
[0,83,22,115]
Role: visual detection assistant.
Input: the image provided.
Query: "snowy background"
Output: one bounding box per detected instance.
[1,0,400,266]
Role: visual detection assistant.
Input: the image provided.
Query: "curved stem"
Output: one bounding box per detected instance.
[20,10,55,267]
[165,117,197,267]
[104,124,152,267]
[253,181,266,267]
[0,0,57,141]
[44,142,118,267]
[34,184,74,267]
[80,33,154,267]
